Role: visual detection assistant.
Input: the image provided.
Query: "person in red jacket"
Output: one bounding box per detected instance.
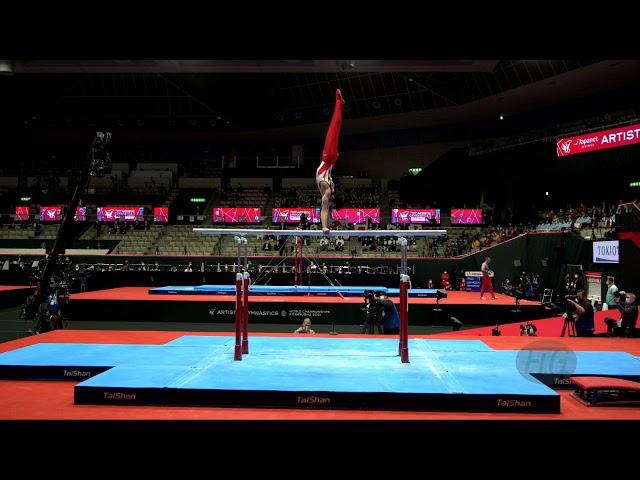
[441,271,450,290]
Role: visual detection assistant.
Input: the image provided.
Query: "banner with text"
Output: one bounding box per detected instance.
[39,206,87,222]
[556,123,640,156]
[593,240,619,264]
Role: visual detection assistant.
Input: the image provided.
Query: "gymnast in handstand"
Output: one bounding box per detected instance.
[316,88,345,234]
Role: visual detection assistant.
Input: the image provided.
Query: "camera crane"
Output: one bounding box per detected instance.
[24,132,112,334]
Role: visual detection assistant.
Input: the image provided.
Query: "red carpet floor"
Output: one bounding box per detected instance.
[1,329,639,420]
[448,310,616,337]
[0,285,32,292]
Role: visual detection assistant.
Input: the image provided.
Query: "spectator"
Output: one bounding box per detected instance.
[299,212,308,230]
[294,318,316,334]
[441,270,450,290]
[605,276,618,308]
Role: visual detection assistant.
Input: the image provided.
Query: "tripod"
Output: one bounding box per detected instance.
[432,295,443,313]
[430,294,447,328]
[511,295,522,314]
[361,307,383,334]
[561,314,577,337]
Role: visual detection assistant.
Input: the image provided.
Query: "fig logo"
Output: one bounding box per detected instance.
[400,212,409,220]
[47,209,57,218]
[558,139,572,155]
[104,209,114,219]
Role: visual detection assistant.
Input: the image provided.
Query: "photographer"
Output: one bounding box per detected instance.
[604,292,638,337]
[564,290,594,336]
[377,293,400,335]
[299,212,308,230]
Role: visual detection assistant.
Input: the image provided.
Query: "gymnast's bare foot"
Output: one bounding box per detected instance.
[336,89,345,105]
[322,227,330,235]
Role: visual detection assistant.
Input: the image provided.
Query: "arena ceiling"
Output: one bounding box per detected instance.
[0,59,638,135]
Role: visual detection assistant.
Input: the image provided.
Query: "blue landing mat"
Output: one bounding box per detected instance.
[149,285,443,298]
[2,336,640,412]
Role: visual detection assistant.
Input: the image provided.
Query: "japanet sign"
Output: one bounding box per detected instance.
[557,123,640,156]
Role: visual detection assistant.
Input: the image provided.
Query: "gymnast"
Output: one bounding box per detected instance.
[316,88,345,234]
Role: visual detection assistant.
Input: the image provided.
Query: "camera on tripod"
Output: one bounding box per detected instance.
[565,295,577,310]
[560,296,578,337]
[362,290,383,334]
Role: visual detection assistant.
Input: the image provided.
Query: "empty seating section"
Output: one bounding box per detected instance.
[154,225,220,255]
[216,187,269,208]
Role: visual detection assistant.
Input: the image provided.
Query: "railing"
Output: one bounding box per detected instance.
[255,155,300,169]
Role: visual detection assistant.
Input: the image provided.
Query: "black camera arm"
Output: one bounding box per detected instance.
[26,132,112,333]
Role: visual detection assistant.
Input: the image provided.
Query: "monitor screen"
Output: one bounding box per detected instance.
[74,207,87,222]
[451,209,483,225]
[331,208,380,224]
[153,207,169,223]
[212,208,262,223]
[391,209,441,224]
[271,208,320,223]
[40,206,62,222]
[15,206,30,221]
[97,206,145,222]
